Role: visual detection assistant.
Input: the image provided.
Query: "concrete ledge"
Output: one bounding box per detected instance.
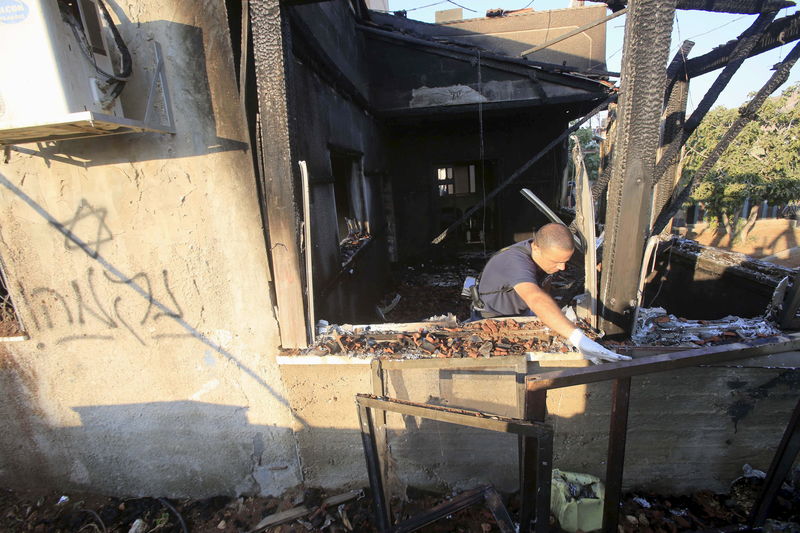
[277,351,586,365]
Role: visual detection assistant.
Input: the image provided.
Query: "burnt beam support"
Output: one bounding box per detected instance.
[520,389,549,533]
[602,377,632,533]
[652,40,694,234]
[652,11,777,191]
[597,0,676,337]
[652,39,800,236]
[251,0,308,348]
[685,13,800,78]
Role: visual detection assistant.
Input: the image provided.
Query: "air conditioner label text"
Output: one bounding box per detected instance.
[0,0,28,24]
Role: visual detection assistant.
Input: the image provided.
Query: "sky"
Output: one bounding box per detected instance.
[384,0,800,113]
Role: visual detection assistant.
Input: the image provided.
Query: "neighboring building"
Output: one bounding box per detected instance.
[0,0,795,500]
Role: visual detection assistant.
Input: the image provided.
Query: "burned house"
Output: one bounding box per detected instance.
[279,4,613,325]
[0,0,799,531]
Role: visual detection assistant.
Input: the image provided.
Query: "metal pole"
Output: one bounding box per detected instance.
[602,377,632,533]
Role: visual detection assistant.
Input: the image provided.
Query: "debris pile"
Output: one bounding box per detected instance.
[633,307,782,346]
[340,231,371,266]
[382,252,484,322]
[0,487,375,533]
[302,318,597,358]
[619,465,800,532]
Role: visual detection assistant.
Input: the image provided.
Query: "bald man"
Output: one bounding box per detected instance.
[473,223,629,364]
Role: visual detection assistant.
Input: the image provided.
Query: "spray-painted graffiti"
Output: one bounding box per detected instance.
[60,199,113,258]
[19,267,192,345]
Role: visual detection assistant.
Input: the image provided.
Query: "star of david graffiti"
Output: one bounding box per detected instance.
[61,199,113,258]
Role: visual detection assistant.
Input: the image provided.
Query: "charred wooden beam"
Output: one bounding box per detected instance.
[652,40,693,234]
[651,39,800,236]
[685,13,800,78]
[591,0,793,13]
[597,0,676,337]
[652,11,778,190]
[250,0,308,348]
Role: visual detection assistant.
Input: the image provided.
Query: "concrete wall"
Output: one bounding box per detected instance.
[370,6,608,74]
[279,358,800,494]
[0,0,300,497]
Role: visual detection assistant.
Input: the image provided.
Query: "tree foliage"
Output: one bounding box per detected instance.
[682,82,800,237]
[571,126,600,181]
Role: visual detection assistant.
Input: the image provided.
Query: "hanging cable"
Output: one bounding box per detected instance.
[477,49,487,256]
[58,0,132,100]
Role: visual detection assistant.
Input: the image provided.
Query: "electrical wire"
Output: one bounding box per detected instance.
[446,0,477,12]
[477,50,487,256]
[58,0,132,99]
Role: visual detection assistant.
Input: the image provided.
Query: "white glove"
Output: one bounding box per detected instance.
[567,329,632,365]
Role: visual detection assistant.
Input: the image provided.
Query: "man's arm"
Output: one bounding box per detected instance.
[513,282,631,364]
[513,282,577,338]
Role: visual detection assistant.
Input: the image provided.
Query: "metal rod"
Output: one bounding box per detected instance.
[749,396,800,527]
[602,377,631,533]
[431,94,616,245]
[520,188,584,253]
[357,394,552,437]
[535,433,554,533]
[393,487,490,533]
[520,389,548,533]
[370,360,392,512]
[520,9,627,57]
[527,334,800,391]
[358,404,392,533]
[484,487,517,533]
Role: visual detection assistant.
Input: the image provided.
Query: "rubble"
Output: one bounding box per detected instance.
[633,307,782,346]
[292,316,599,359]
[339,231,371,267]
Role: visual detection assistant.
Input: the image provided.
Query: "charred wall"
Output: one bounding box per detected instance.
[386,109,576,259]
[286,3,391,324]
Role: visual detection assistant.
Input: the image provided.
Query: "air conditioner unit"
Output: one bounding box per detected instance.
[0,0,172,145]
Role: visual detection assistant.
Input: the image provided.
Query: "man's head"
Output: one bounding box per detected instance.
[530,223,575,274]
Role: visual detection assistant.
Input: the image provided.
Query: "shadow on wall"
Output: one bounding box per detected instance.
[283,360,799,496]
[0,363,300,497]
[642,248,779,320]
[0,172,305,431]
[7,18,248,168]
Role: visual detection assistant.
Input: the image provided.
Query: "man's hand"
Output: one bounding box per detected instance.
[567,329,632,365]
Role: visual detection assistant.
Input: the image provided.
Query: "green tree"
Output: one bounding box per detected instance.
[683,82,800,241]
[571,126,601,181]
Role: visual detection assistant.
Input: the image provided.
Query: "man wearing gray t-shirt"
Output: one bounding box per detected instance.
[474,223,629,364]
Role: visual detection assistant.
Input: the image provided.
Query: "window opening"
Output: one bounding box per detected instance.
[436,162,494,246]
[437,164,477,196]
[331,151,371,267]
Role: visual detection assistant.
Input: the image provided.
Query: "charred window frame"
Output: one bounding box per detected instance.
[331,149,369,241]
